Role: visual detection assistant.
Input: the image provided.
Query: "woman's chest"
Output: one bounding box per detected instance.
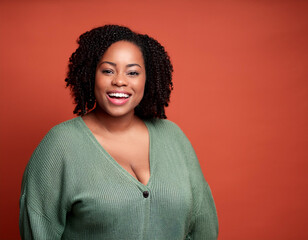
[100,137,150,185]
[65,149,193,237]
[94,127,151,185]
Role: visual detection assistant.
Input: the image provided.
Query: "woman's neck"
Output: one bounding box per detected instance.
[90,107,139,135]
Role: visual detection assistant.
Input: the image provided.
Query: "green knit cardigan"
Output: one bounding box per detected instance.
[20,117,218,239]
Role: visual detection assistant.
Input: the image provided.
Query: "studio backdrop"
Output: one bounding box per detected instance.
[0,0,308,239]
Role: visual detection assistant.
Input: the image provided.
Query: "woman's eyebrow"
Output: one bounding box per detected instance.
[127,63,141,68]
[100,61,141,68]
[100,61,116,67]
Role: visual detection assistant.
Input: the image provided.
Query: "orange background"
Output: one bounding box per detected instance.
[1,0,308,239]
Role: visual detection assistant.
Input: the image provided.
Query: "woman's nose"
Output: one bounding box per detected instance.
[112,74,127,87]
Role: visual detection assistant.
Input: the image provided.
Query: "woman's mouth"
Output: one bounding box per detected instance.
[108,92,130,99]
[106,92,131,105]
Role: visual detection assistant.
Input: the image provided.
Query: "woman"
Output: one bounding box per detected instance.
[19,25,218,239]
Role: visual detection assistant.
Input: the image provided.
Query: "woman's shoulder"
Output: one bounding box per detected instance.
[26,117,84,172]
[32,117,82,153]
[48,117,81,134]
[40,117,83,141]
[146,118,180,131]
[146,118,189,142]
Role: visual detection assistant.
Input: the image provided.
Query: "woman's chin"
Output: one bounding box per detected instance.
[95,107,135,119]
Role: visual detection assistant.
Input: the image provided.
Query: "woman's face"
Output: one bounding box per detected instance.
[94,41,146,118]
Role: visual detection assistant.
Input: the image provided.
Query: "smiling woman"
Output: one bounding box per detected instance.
[19,25,218,240]
[93,41,146,119]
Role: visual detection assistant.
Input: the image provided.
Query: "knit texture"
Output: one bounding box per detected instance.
[19,117,218,239]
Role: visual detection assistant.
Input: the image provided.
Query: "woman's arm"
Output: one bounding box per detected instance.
[188,180,219,239]
[19,127,70,239]
[172,121,218,239]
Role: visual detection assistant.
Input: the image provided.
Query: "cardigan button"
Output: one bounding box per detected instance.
[143,191,149,198]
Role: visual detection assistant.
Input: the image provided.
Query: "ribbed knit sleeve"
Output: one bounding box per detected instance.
[169,121,219,239]
[19,125,72,239]
[189,182,218,239]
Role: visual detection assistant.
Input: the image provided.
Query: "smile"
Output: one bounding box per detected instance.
[108,92,130,98]
[106,92,131,105]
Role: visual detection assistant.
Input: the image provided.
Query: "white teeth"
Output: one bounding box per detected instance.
[108,92,130,98]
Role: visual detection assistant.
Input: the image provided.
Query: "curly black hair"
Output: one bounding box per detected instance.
[65,25,173,119]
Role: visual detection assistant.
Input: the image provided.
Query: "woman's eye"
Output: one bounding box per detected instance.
[102,69,113,74]
[128,71,139,76]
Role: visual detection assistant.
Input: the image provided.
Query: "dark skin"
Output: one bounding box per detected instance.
[82,41,150,185]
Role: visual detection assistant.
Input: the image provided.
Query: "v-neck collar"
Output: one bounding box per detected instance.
[76,116,154,188]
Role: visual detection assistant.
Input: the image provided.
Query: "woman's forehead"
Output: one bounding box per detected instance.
[100,41,145,65]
